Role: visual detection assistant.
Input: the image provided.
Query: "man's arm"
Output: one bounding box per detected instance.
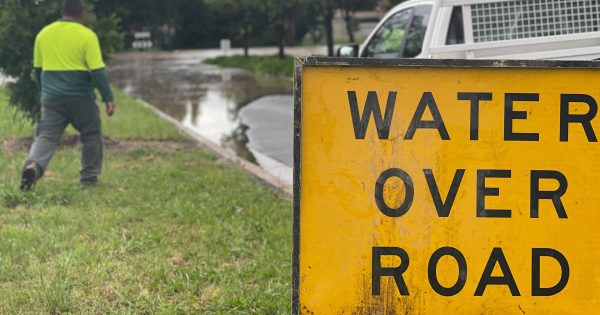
[90,68,114,103]
[33,68,42,94]
[90,68,115,116]
[86,33,115,116]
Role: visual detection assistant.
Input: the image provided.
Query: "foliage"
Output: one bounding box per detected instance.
[380,0,408,11]
[95,0,180,49]
[95,0,277,50]
[88,13,125,58]
[341,0,380,42]
[92,0,389,52]
[95,0,319,52]
[202,0,267,54]
[204,54,295,77]
[0,0,123,122]
[262,0,295,58]
[313,0,343,56]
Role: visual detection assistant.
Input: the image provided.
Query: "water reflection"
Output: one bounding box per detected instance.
[222,123,257,164]
[108,52,291,166]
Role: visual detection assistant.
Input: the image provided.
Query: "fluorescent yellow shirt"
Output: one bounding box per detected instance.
[34,19,113,102]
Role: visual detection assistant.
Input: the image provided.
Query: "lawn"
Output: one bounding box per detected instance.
[0,88,292,314]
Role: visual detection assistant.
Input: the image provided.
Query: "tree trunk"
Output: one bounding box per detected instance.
[344,9,355,43]
[324,13,335,57]
[277,22,285,59]
[243,26,250,57]
[287,22,297,47]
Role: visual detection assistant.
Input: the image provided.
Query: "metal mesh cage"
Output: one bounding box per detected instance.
[471,0,600,43]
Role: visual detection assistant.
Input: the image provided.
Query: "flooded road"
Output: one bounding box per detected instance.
[108,47,325,182]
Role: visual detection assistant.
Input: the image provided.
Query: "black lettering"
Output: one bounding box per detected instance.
[475,248,521,296]
[372,247,410,296]
[375,168,414,218]
[428,247,467,296]
[560,94,598,142]
[504,93,539,141]
[348,91,397,140]
[405,92,450,140]
[424,169,465,217]
[530,170,568,219]
[532,248,570,296]
[477,170,512,218]
[457,92,493,140]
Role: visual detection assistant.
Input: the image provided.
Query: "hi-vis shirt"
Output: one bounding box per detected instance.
[33,19,113,103]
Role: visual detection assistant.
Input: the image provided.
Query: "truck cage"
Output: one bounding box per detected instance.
[425,0,600,60]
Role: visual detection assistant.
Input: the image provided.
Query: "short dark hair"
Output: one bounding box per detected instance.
[62,0,85,17]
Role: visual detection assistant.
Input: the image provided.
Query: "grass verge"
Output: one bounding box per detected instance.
[0,88,292,313]
[204,55,294,77]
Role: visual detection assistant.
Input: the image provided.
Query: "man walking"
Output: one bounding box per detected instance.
[21,0,116,191]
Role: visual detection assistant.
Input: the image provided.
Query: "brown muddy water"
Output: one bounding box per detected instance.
[108,48,325,182]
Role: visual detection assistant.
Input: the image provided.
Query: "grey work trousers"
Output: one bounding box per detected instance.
[24,96,103,182]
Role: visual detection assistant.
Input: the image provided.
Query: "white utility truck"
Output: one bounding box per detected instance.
[339,0,600,60]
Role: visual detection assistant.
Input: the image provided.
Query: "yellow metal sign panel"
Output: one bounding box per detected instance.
[293,58,600,314]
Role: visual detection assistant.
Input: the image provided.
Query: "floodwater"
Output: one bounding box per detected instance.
[108,47,325,182]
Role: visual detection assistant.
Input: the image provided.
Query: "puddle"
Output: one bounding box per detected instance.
[108,50,295,170]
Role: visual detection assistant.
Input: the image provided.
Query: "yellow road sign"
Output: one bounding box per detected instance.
[293,58,600,314]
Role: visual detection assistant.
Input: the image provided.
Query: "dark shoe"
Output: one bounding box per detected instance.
[80,177,98,188]
[20,162,39,192]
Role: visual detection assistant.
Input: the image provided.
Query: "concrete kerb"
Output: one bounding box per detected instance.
[135,99,293,197]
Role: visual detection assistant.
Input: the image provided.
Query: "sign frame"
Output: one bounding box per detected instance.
[292,57,600,314]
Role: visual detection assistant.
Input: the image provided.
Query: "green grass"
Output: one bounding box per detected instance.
[0,89,32,139]
[0,88,292,313]
[204,55,295,77]
[0,88,184,141]
[101,89,186,141]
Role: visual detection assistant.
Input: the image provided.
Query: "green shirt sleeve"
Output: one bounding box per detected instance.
[33,68,42,94]
[91,68,114,102]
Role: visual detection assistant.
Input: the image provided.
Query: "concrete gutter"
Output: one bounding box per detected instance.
[136,99,293,197]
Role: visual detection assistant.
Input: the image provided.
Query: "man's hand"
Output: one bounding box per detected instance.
[105,101,115,117]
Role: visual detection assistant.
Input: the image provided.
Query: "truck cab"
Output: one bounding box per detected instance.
[340,0,600,60]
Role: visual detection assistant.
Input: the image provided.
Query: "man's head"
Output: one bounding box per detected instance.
[62,0,85,21]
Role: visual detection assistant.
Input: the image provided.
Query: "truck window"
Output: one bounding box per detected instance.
[403,5,432,57]
[446,6,464,45]
[364,8,414,58]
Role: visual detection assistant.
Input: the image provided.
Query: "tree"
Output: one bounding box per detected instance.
[238,0,264,57]
[263,0,301,59]
[341,0,378,42]
[173,0,214,49]
[94,0,308,52]
[310,0,342,56]
[380,0,408,11]
[94,0,185,50]
[0,0,123,122]
[204,0,266,57]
